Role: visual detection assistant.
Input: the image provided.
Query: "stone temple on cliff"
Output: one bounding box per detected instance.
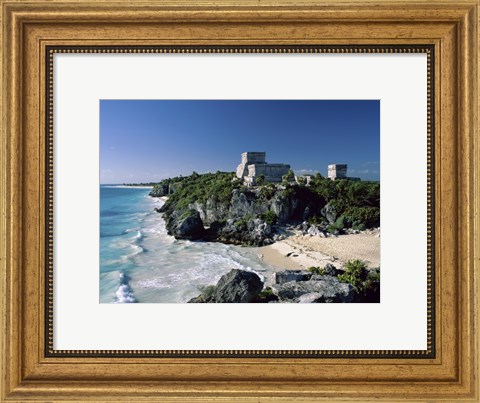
[327,164,348,180]
[328,163,360,181]
[236,152,290,186]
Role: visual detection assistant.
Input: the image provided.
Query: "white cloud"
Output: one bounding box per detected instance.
[294,169,321,176]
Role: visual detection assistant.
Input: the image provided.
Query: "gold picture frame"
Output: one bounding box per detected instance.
[1,0,478,401]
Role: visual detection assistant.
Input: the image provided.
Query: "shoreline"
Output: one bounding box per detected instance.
[258,229,380,278]
[148,192,379,287]
[102,185,154,189]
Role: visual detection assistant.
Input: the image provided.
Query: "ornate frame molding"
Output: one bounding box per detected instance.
[1,1,478,400]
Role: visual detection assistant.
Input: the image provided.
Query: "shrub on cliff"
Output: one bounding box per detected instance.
[259,183,276,200]
[308,176,380,229]
[150,176,183,197]
[160,171,241,211]
[282,169,295,183]
[261,210,277,225]
[311,177,379,208]
[341,206,380,229]
[296,176,306,186]
[255,174,265,186]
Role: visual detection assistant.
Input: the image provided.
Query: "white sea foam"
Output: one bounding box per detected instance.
[137,278,173,290]
[114,272,137,303]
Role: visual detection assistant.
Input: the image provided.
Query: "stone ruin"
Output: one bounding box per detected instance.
[327,164,348,180]
[236,152,291,186]
[236,153,359,186]
[327,164,360,181]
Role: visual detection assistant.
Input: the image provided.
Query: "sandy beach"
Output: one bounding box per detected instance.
[258,229,380,277]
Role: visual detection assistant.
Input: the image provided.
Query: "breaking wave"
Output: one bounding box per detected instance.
[114,272,137,303]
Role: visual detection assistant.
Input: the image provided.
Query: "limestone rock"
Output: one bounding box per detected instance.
[166,209,205,240]
[321,202,338,224]
[275,270,312,284]
[322,263,342,277]
[189,269,264,303]
[149,184,169,197]
[272,276,355,303]
[213,218,273,246]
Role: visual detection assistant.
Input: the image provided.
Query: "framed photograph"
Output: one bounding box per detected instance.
[1,0,478,401]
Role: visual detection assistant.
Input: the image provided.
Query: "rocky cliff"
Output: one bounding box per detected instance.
[158,181,325,245]
[151,171,380,246]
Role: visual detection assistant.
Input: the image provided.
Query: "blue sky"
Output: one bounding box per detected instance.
[100,100,380,183]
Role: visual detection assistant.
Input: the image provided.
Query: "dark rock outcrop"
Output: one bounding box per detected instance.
[165,209,205,240]
[272,276,355,303]
[189,269,264,303]
[189,200,230,226]
[275,270,312,284]
[149,184,169,197]
[321,202,338,224]
[155,177,328,245]
[186,265,379,304]
[176,186,325,233]
[207,218,274,246]
[321,263,342,277]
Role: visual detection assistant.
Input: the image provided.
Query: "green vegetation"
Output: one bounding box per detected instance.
[337,260,380,302]
[234,213,256,229]
[122,182,158,186]
[308,176,380,230]
[282,169,295,184]
[259,183,277,200]
[255,174,265,186]
[255,287,278,303]
[310,176,380,207]
[307,266,327,275]
[178,209,197,221]
[160,171,242,211]
[153,169,379,235]
[341,206,380,229]
[296,176,306,186]
[337,259,368,288]
[261,210,278,225]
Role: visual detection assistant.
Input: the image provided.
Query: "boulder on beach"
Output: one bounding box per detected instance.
[189,269,264,303]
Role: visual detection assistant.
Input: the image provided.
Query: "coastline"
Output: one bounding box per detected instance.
[102,185,154,189]
[259,229,380,275]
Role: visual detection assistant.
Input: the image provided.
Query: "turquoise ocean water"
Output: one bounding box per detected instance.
[100,185,268,303]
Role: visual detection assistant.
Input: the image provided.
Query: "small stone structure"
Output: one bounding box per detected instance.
[328,164,348,180]
[295,175,312,185]
[236,152,290,186]
[327,164,361,181]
